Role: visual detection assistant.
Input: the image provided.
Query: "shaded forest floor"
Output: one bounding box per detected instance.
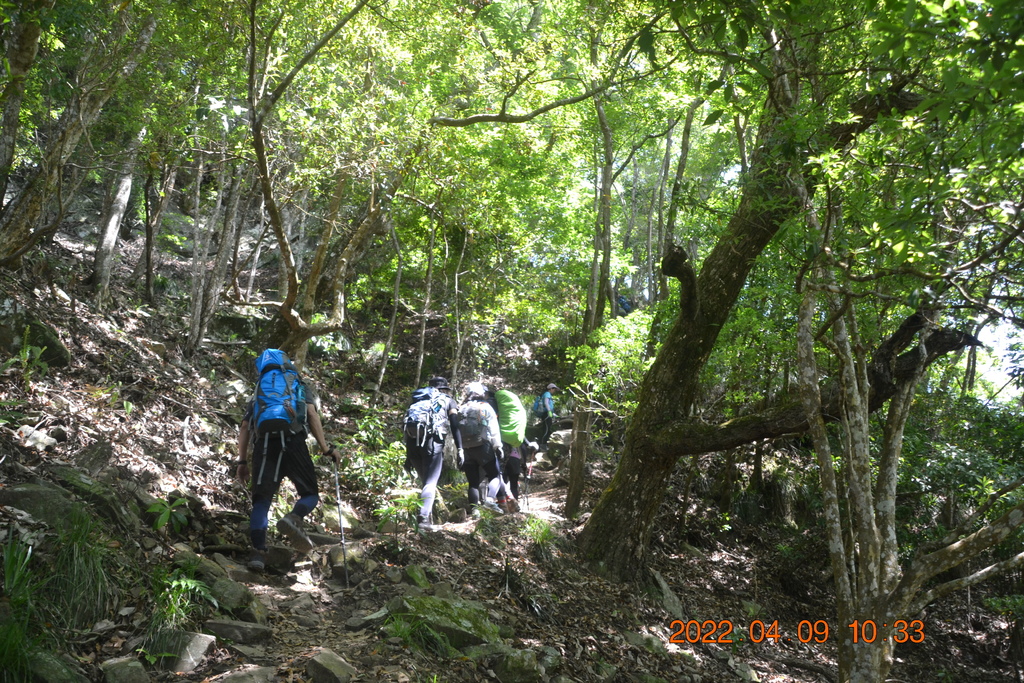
[0,235,1021,682]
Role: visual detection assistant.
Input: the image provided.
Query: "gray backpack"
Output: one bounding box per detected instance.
[459,401,490,448]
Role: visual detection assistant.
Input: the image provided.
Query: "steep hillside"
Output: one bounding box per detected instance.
[0,235,1018,682]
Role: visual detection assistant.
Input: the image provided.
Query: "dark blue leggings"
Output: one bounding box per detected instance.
[248,431,319,550]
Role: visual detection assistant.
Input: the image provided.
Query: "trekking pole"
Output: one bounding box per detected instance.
[523,461,532,511]
[332,457,350,588]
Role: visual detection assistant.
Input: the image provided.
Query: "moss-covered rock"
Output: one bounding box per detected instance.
[49,465,140,533]
[387,595,500,648]
[0,482,82,530]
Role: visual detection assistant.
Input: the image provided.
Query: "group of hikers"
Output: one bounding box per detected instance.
[232,348,560,570]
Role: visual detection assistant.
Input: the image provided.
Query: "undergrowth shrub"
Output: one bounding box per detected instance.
[142,563,216,666]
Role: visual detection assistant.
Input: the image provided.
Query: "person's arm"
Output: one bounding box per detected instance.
[306,403,339,462]
[544,392,554,414]
[235,420,251,483]
[486,405,502,451]
[448,399,463,450]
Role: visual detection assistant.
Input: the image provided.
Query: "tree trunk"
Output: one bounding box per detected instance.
[577,69,929,581]
[659,98,702,301]
[188,166,244,354]
[578,96,802,578]
[648,124,674,304]
[564,406,592,519]
[0,0,54,209]
[0,13,156,266]
[374,221,402,403]
[93,128,145,309]
[415,218,437,387]
[136,155,176,303]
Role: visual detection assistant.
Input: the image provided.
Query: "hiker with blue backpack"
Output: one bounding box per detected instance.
[403,376,463,531]
[235,349,339,571]
[534,383,559,444]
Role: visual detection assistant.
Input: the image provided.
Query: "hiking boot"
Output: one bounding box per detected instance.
[481,500,504,515]
[497,496,520,514]
[247,550,266,572]
[276,513,315,553]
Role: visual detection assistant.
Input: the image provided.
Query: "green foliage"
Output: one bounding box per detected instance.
[384,615,456,658]
[147,497,190,535]
[375,492,421,535]
[983,595,1024,619]
[45,509,118,630]
[1,327,48,392]
[141,564,216,665]
[0,535,41,682]
[568,312,655,416]
[522,517,557,560]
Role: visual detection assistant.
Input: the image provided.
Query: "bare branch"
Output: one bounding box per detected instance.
[428,60,677,127]
[906,548,1024,615]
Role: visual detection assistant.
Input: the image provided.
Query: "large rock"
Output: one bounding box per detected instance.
[0,482,81,530]
[204,619,273,644]
[152,631,217,672]
[28,650,89,682]
[99,656,151,683]
[305,648,357,683]
[48,465,140,533]
[210,577,254,614]
[495,648,544,683]
[0,300,72,368]
[75,440,114,476]
[387,595,500,649]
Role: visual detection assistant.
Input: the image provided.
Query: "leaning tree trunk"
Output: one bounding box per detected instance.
[576,60,929,580]
[187,166,245,354]
[415,218,437,387]
[93,128,145,310]
[577,95,802,578]
[374,221,402,403]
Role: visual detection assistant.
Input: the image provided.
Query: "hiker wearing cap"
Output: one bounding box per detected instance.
[236,349,340,572]
[403,376,463,530]
[460,382,516,515]
[538,383,559,444]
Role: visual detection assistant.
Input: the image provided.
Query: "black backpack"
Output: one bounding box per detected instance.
[404,387,449,446]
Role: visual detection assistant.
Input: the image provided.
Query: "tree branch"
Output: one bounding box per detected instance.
[428,61,677,127]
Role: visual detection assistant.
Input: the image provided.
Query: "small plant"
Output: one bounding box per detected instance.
[522,518,556,559]
[141,564,217,665]
[1,327,48,391]
[45,508,118,630]
[384,615,456,658]
[148,497,190,535]
[0,534,41,681]
[474,506,504,545]
[375,493,421,535]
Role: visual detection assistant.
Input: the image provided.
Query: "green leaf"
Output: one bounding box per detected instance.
[704,109,725,127]
[637,27,657,64]
[749,60,774,80]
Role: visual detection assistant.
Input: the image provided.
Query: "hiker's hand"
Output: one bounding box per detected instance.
[235,462,250,484]
[325,444,340,463]
[456,448,465,469]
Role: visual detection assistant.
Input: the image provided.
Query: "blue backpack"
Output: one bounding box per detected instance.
[533,395,546,415]
[252,349,307,436]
